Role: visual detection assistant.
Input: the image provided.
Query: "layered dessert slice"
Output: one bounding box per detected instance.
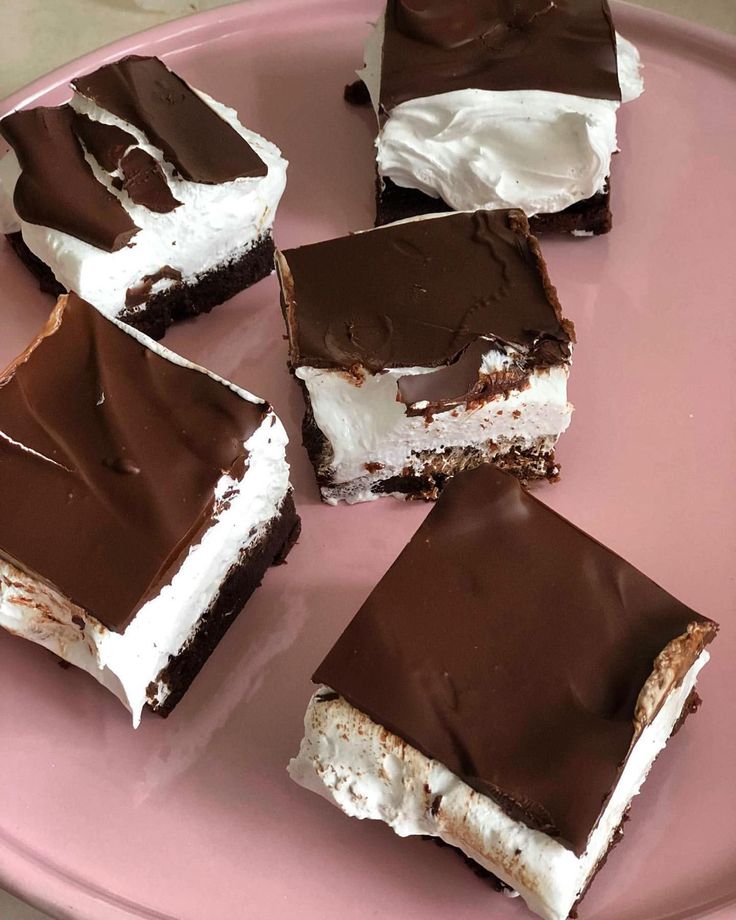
[289,465,718,920]
[0,55,287,338]
[277,209,574,504]
[350,0,644,234]
[0,293,300,726]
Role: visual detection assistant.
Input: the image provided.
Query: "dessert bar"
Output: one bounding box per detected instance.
[351,0,644,233]
[290,465,718,920]
[0,294,300,726]
[278,209,574,504]
[0,55,287,338]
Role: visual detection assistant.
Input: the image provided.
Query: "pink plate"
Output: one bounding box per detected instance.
[0,2,734,918]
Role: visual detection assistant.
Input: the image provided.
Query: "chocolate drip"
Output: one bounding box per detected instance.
[379,0,621,113]
[71,112,135,171]
[73,56,268,184]
[0,294,266,631]
[314,465,717,854]
[281,210,572,373]
[0,106,139,252]
[118,147,182,213]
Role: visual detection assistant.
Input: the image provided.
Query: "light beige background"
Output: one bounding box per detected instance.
[0,0,733,918]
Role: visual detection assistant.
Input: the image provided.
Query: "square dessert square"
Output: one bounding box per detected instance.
[289,464,718,920]
[351,0,644,233]
[277,209,574,504]
[0,55,287,339]
[0,294,300,726]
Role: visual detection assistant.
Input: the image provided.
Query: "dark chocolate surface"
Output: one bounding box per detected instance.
[0,106,139,252]
[0,294,266,632]
[281,210,572,374]
[379,0,621,113]
[314,465,716,854]
[118,147,182,212]
[71,112,136,172]
[73,56,267,184]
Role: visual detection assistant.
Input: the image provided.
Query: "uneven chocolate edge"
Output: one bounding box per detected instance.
[151,492,301,717]
[277,210,573,375]
[72,55,268,184]
[376,176,613,236]
[0,106,140,252]
[117,147,182,213]
[424,688,702,919]
[6,232,274,341]
[71,112,136,172]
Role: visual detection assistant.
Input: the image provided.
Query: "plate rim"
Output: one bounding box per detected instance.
[0,1,734,918]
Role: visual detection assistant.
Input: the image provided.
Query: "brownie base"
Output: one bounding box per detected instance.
[375,176,613,236]
[430,688,703,920]
[150,491,301,717]
[5,231,275,340]
[298,378,559,503]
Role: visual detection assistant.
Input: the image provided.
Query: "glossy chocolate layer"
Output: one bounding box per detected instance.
[380,0,621,113]
[0,294,266,632]
[71,112,136,172]
[314,465,717,854]
[0,106,139,251]
[281,210,573,376]
[118,147,182,212]
[73,56,268,184]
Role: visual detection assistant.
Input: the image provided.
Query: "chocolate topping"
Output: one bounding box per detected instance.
[0,106,139,252]
[314,465,717,854]
[71,112,135,172]
[379,0,621,113]
[72,56,268,184]
[281,210,573,375]
[125,266,183,309]
[118,147,182,213]
[0,294,266,632]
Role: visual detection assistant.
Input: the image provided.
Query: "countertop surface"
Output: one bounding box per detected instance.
[0,0,734,918]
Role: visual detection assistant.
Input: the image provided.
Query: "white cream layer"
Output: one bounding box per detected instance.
[359,15,644,216]
[296,348,572,505]
[290,649,709,920]
[0,88,287,318]
[0,321,291,727]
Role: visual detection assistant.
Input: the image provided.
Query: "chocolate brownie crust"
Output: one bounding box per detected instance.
[5,231,275,340]
[375,176,612,236]
[151,491,301,717]
[298,377,559,503]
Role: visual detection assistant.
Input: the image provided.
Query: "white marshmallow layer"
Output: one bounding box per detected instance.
[290,650,709,920]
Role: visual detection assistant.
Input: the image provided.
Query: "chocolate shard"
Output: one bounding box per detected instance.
[125,266,183,309]
[118,147,182,213]
[0,106,139,252]
[282,209,572,373]
[72,56,268,184]
[380,0,621,114]
[0,294,266,632]
[314,464,717,854]
[71,112,136,172]
[397,339,532,414]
